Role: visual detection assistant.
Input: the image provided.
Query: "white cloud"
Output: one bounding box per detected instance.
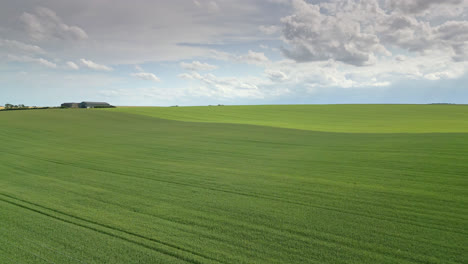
[178,73,196,80]
[238,50,270,65]
[180,61,218,71]
[36,58,57,68]
[6,54,57,68]
[66,61,79,70]
[80,59,113,71]
[20,7,88,41]
[263,49,468,91]
[208,49,271,65]
[131,72,161,82]
[208,50,236,61]
[265,69,288,82]
[0,39,45,54]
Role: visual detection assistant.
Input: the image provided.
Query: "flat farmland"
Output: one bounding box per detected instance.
[0,105,467,263]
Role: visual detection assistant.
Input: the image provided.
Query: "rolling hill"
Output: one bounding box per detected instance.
[103,104,468,133]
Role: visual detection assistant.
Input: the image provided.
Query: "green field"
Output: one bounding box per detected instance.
[0,105,467,263]
[105,104,468,133]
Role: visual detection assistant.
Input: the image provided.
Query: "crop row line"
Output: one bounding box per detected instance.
[0,193,224,264]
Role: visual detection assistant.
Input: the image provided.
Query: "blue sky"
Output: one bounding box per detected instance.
[1,0,467,106]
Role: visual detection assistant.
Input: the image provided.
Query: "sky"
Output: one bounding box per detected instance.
[0,0,467,106]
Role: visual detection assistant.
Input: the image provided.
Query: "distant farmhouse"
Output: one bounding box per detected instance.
[61,103,81,108]
[61,102,113,108]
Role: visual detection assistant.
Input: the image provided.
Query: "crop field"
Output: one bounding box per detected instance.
[106,104,468,133]
[0,105,467,263]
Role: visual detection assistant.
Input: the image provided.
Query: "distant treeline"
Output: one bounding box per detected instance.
[1,103,117,111]
[1,104,59,111]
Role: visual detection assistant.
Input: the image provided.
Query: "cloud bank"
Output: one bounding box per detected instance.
[281,0,468,66]
[131,72,161,82]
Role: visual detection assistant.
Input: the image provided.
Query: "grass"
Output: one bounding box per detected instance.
[0,105,467,263]
[104,104,468,133]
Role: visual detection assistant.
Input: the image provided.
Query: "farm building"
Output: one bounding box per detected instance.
[80,102,111,108]
[61,102,112,108]
[61,103,80,108]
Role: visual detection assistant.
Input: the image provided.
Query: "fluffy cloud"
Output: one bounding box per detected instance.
[238,50,270,65]
[379,13,468,61]
[281,0,389,66]
[263,48,468,91]
[180,61,218,71]
[0,37,59,69]
[80,59,113,71]
[131,72,161,82]
[66,61,79,70]
[280,0,468,65]
[435,21,468,61]
[20,7,88,41]
[36,58,57,68]
[208,50,271,65]
[265,69,288,82]
[7,55,57,68]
